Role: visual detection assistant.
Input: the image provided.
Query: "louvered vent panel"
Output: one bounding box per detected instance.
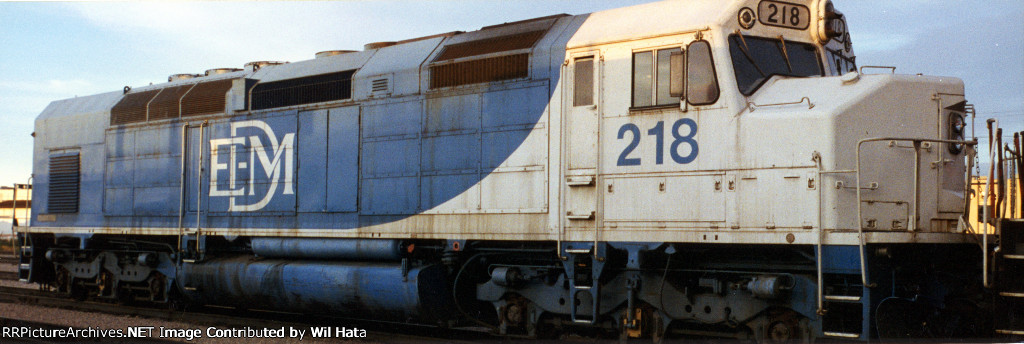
[430,53,529,88]
[181,79,234,117]
[251,70,354,110]
[110,90,160,125]
[372,78,389,93]
[48,154,80,213]
[433,31,545,61]
[148,84,194,120]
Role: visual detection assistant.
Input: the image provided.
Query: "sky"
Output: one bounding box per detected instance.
[0,0,1021,190]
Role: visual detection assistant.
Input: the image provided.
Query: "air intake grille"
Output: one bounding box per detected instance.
[181,79,234,117]
[48,153,80,213]
[430,53,529,89]
[251,70,354,110]
[111,90,160,125]
[148,84,194,120]
[433,30,545,61]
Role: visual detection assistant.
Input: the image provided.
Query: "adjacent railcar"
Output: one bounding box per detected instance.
[18,0,999,341]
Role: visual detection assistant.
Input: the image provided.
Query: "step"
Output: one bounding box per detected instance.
[996,329,1024,336]
[999,292,1024,298]
[1004,254,1024,260]
[823,331,861,339]
[824,295,862,302]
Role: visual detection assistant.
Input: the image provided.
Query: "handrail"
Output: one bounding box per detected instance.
[557,61,568,261]
[855,137,978,288]
[10,183,17,227]
[747,97,813,112]
[24,176,33,227]
[859,65,896,74]
[177,123,188,255]
[812,152,825,315]
[594,53,605,262]
[982,132,995,288]
[195,121,207,257]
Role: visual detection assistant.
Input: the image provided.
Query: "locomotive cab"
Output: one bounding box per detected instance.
[556,0,977,339]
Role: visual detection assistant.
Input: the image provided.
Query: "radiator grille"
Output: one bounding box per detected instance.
[48,153,80,213]
[430,53,529,89]
[147,84,194,120]
[110,90,160,125]
[181,79,234,117]
[251,70,354,110]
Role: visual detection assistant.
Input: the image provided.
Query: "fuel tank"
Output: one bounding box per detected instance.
[177,256,451,323]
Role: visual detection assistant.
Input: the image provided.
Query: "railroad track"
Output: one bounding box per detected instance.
[0,255,17,264]
[0,285,489,342]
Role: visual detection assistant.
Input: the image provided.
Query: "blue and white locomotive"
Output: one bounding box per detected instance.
[19,0,1003,341]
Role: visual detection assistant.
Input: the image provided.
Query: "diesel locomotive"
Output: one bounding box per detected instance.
[18,0,1021,341]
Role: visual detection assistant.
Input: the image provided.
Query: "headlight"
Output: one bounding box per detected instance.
[948,112,966,155]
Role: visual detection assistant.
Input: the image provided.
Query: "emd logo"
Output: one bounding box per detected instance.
[209,120,295,212]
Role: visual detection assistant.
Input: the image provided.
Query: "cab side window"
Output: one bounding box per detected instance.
[686,40,720,105]
[825,48,857,76]
[632,48,681,108]
[574,57,594,106]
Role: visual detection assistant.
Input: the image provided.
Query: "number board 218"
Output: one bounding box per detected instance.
[757,0,810,30]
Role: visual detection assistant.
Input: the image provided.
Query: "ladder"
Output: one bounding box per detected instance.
[817,245,872,340]
[17,244,32,282]
[561,242,606,324]
[994,219,1024,337]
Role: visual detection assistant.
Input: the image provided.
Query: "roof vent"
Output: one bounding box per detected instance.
[168,74,202,82]
[364,42,396,50]
[205,68,242,76]
[315,50,357,58]
[244,61,286,72]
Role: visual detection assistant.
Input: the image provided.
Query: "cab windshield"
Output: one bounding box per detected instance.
[729,34,823,95]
